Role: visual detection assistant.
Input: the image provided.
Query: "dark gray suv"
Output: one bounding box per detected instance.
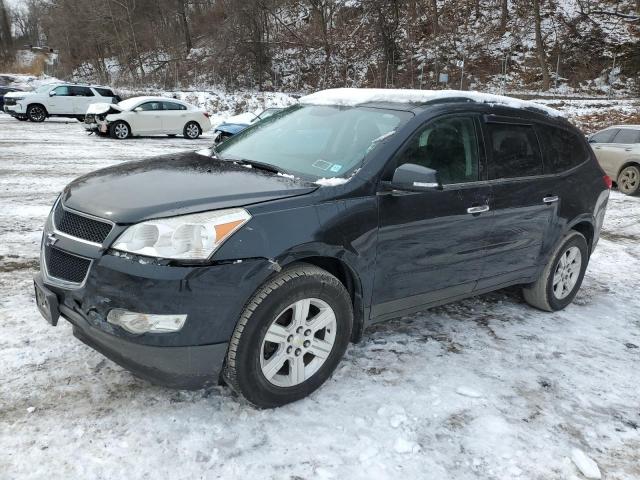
[34,89,610,408]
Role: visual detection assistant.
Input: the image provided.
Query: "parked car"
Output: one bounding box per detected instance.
[34,88,610,408]
[589,125,640,195]
[3,82,119,122]
[85,96,211,139]
[0,86,23,111]
[214,107,283,143]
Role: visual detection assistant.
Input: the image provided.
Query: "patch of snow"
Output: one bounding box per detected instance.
[456,386,484,398]
[86,103,117,115]
[276,172,295,180]
[315,177,350,186]
[571,449,602,479]
[195,148,213,157]
[393,437,421,454]
[300,88,563,117]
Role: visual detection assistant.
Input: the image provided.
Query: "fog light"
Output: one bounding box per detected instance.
[107,309,187,335]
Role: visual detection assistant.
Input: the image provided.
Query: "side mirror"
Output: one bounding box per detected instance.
[49,91,56,97]
[133,107,142,112]
[385,163,441,192]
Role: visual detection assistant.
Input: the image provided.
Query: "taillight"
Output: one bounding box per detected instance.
[603,175,612,189]
[203,112,210,118]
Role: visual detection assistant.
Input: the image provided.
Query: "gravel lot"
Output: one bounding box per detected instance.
[0,113,638,479]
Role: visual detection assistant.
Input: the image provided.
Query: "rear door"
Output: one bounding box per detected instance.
[477,115,557,288]
[372,114,493,319]
[162,101,188,133]
[69,86,95,115]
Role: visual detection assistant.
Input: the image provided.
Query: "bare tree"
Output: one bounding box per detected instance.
[533,0,551,90]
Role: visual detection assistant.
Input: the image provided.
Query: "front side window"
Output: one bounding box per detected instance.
[395,116,479,184]
[217,105,411,180]
[589,129,618,144]
[487,123,542,179]
[137,101,163,111]
[612,129,640,144]
[536,124,588,173]
[52,86,71,96]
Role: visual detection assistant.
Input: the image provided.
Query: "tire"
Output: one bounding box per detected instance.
[183,121,201,139]
[223,263,353,408]
[617,165,640,196]
[523,231,589,312]
[27,104,47,122]
[109,121,130,140]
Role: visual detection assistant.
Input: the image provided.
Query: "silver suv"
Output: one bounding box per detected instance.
[3,83,120,122]
[589,125,640,195]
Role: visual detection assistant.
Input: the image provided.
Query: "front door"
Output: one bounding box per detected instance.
[48,85,73,114]
[372,114,493,320]
[133,101,164,134]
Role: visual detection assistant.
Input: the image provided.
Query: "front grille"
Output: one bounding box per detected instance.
[46,246,91,284]
[3,97,16,106]
[85,114,95,124]
[54,201,112,244]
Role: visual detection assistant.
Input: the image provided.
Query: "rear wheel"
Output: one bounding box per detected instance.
[223,263,353,408]
[523,231,588,311]
[110,121,130,140]
[617,165,640,196]
[183,121,201,139]
[27,104,47,122]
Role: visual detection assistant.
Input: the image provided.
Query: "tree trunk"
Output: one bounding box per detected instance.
[499,0,508,32]
[0,0,14,63]
[431,0,438,34]
[533,0,550,90]
[176,0,192,55]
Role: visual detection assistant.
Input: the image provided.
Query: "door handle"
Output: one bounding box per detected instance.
[543,196,559,204]
[467,205,490,214]
[625,148,632,152]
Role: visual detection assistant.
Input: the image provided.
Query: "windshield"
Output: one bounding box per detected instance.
[117,97,143,111]
[216,105,411,180]
[35,84,53,93]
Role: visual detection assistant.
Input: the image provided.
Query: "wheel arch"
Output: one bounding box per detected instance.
[27,102,48,115]
[568,220,594,254]
[111,119,132,136]
[285,255,365,343]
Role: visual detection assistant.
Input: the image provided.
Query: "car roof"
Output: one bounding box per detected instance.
[299,88,562,118]
[124,96,187,104]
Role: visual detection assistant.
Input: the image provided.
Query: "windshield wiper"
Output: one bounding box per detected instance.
[231,158,290,176]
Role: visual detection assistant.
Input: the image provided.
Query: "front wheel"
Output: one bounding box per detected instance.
[27,105,47,122]
[223,263,353,408]
[523,231,589,311]
[109,121,130,140]
[617,165,640,196]
[183,121,201,139]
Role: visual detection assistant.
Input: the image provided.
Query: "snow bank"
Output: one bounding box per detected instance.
[300,88,563,117]
[571,449,602,479]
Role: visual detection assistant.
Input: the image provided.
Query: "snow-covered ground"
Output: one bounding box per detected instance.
[1,111,639,479]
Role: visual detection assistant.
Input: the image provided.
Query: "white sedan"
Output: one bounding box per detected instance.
[85,96,212,140]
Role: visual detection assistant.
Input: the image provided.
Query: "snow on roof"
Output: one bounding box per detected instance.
[117,96,190,111]
[300,88,563,117]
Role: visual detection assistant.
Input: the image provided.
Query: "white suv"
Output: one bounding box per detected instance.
[3,83,120,122]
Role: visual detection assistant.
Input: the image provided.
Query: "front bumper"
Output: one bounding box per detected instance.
[36,205,276,388]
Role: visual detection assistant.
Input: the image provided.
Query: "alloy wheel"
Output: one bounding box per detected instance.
[186,123,200,138]
[618,166,639,195]
[552,246,582,299]
[29,106,46,122]
[260,298,337,388]
[114,123,129,139]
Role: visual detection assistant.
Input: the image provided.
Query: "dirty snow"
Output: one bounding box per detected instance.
[300,88,563,116]
[1,111,639,479]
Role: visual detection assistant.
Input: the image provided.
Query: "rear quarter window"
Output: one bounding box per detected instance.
[486,123,543,179]
[589,129,618,143]
[536,124,589,174]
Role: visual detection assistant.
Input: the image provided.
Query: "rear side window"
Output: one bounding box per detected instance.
[163,102,187,111]
[486,123,542,179]
[94,88,115,97]
[612,129,640,144]
[536,125,589,173]
[589,129,618,143]
[70,86,94,97]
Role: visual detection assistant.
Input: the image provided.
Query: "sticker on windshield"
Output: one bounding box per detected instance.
[312,160,332,171]
[330,164,342,173]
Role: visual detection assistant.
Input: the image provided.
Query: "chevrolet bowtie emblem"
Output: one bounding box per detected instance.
[45,233,58,247]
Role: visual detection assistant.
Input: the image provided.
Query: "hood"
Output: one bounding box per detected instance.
[4,91,32,98]
[87,102,122,115]
[62,151,318,224]
[215,122,249,135]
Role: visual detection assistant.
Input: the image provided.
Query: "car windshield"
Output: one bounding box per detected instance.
[117,97,145,111]
[35,84,53,93]
[216,104,411,180]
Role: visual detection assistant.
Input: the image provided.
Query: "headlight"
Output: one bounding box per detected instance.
[112,208,251,260]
